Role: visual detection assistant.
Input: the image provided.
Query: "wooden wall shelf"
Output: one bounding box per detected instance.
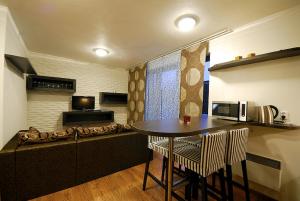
[27,75,76,93]
[5,54,37,75]
[62,110,114,125]
[209,47,300,71]
[100,92,128,105]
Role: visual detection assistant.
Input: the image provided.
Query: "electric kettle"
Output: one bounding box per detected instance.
[257,105,279,124]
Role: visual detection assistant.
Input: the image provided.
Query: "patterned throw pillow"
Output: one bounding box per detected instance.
[18,127,75,145]
[116,123,132,133]
[77,123,132,138]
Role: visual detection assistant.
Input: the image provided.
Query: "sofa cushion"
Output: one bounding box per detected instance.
[77,123,132,138]
[18,127,75,145]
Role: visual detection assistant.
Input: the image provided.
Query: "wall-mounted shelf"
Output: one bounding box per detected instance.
[100,92,128,105]
[209,47,300,72]
[246,122,299,130]
[27,75,76,93]
[5,54,37,75]
[62,110,114,125]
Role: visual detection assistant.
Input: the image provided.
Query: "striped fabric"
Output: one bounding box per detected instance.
[174,130,227,177]
[225,128,249,165]
[148,136,167,150]
[151,139,191,157]
[176,135,202,147]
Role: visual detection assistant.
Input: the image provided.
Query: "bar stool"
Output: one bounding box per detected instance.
[143,136,189,191]
[172,130,228,201]
[224,128,250,201]
[211,128,250,201]
[161,135,202,183]
[143,136,194,201]
[143,136,167,190]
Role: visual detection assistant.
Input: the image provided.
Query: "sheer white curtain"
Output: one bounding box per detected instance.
[145,51,181,120]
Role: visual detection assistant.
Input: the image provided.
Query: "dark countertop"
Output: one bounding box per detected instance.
[133,116,239,137]
[245,121,299,130]
[133,116,299,138]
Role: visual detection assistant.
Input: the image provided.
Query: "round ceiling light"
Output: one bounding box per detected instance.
[176,15,198,32]
[94,48,109,57]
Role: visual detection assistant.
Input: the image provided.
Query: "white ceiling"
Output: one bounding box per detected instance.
[1,0,299,68]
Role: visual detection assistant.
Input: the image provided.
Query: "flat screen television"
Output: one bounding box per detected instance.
[72,96,95,110]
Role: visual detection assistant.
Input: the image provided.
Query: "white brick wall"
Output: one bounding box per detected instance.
[27,53,128,131]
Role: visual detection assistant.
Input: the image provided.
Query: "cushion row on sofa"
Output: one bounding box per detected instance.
[18,127,75,145]
[77,123,132,137]
[17,123,132,145]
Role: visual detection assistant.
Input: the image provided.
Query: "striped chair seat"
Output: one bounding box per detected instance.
[148,136,167,150]
[151,139,190,157]
[174,130,227,177]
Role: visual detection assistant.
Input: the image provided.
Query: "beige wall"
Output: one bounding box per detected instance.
[209,5,300,201]
[27,53,128,131]
[0,6,28,149]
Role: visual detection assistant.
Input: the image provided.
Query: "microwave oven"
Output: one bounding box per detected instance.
[212,101,256,122]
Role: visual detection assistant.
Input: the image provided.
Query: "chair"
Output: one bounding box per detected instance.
[143,136,167,190]
[173,130,228,201]
[161,135,202,183]
[143,135,198,201]
[142,136,190,191]
[224,128,250,201]
[210,127,250,201]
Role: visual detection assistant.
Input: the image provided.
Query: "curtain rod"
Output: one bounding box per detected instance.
[128,28,232,69]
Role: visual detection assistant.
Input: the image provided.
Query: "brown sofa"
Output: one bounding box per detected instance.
[0,131,148,201]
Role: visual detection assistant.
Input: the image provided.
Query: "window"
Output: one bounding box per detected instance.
[145,51,181,120]
[202,54,210,114]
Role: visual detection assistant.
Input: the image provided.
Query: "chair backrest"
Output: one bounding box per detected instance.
[225,128,249,165]
[199,130,227,177]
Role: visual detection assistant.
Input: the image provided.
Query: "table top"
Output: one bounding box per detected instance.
[132,116,239,137]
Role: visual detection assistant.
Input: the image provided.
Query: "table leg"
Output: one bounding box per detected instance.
[167,137,174,201]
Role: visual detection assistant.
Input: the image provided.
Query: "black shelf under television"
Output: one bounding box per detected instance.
[27,75,76,93]
[62,110,114,125]
[100,92,128,105]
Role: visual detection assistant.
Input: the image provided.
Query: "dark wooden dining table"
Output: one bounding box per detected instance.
[133,116,239,201]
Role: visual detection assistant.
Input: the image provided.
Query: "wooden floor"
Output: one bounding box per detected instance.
[31,153,274,201]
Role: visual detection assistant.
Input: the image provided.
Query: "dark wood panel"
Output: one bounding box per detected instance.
[62,110,114,125]
[27,75,76,93]
[5,54,37,75]
[209,47,300,71]
[133,116,239,137]
[246,121,300,130]
[99,92,128,105]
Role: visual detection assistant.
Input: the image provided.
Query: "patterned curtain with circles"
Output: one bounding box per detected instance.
[127,63,147,124]
[180,42,208,117]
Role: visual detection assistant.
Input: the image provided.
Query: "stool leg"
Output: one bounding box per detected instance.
[192,172,199,199]
[241,160,250,201]
[161,156,166,183]
[142,149,152,191]
[185,176,192,201]
[201,177,208,201]
[165,159,169,201]
[226,164,234,201]
[219,168,226,201]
